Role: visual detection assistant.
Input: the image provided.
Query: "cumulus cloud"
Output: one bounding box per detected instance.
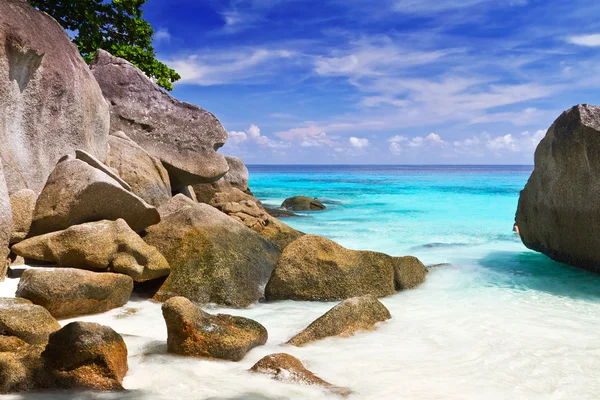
[154,28,171,43]
[567,34,600,47]
[349,137,370,149]
[226,124,288,149]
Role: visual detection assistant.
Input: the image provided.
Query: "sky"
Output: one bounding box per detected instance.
[142,0,600,164]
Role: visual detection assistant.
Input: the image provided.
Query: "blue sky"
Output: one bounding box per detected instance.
[143,0,600,164]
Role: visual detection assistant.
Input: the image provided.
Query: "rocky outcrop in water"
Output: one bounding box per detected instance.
[91,49,228,189]
[162,297,267,361]
[14,219,170,282]
[281,196,326,211]
[16,269,133,318]
[29,156,160,236]
[265,235,427,301]
[516,104,600,272]
[145,195,280,307]
[287,295,391,346]
[0,0,109,195]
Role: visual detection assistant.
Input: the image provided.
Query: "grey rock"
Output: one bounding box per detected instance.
[106,131,172,207]
[16,268,133,318]
[29,158,160,236]
[281,196,326,211]
[516,105,600,272]
[193,155,250,203]
[91,49,228,189]
[0,0,109,194]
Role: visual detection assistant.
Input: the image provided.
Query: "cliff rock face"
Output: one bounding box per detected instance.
[91,49,229,189]
[516,104,600,272]
[0,0,109,194]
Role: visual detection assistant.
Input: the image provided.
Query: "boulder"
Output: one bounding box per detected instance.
[209,189,304,250]
[250,353,351,396]
[29,157,160,236]
[281,196,326,211]
[16,268,133,318]
[42,322,128,390]
[0,335,28,353]
[145,195,280,307]
[91,49,228,189]
[106,131,172,207]
[162,297,267,361]
[516,104,600,272]
[394,256,429,290]
[0,345,45,394]
[0,0,109,194]
[0,165,11,281]
[287,296,391,346]
[193,155,250,203]
[13,219,169,282]
[266,235,400,301]
[0,298,60,344]
[9,189,35,244]
[75,149,131,191]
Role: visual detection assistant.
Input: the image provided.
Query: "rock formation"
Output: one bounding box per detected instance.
[91,49,228,189]
[13,219,170,282]
[29,157,160,236]
[0,298,60,344]
[9,189,35,244]
[106,131,172,207]
[0,165,11,281]
[281,196,326,211]
[16,269,133,318]
[287,296,391,346]
[145,195,280,307]
[0,0,109,194]
[193,155,250,203]
[162,297,267,361]
[266,235,427,301]
[516,104,600,272]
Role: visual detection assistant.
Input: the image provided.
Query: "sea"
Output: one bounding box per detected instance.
[3,164,600,400]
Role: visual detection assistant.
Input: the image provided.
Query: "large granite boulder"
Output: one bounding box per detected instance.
[9,189,35,244]
[209,189,304,250]
[250,353,351,396]
[144,195,281,307]
[42,322,128,390]
[106,131,172,207]
[16,269,133,318]
[13,219,169,282]
[162,297,267,361]
[0,298,60,344]
[394,256,429,290]
[265,235,426,301]
[193,155,250,203]
[0,345,44,394]
[0,0,109,194]
[287,295,391,346]
[29,157,160,236]
[0,165,11,280]
[516,105,600,272]
[91,49,228,189]
[281,196,326,211]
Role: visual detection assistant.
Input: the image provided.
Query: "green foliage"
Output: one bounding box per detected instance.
[28,0,180,91]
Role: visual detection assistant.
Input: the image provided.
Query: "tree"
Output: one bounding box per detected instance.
[28,0,180,91]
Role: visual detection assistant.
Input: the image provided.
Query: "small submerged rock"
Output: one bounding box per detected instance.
[250,353,351,396]
[287,295,391,346]
[281,196,326,211]
[162,297,268,361]
[16,268,133,319]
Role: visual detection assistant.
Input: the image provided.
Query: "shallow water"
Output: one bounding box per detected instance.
[3,165,600,400]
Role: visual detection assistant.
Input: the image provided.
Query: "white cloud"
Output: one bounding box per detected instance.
[225,124,288,149]
[452,129,545,156]
[228,130,247,145]
[154,28,171,43]
[567,34,600,47]
[349,137,370,149]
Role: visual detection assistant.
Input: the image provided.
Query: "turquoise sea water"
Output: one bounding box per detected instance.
[5,165,600,399]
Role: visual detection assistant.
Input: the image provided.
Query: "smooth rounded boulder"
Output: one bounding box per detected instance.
[13,219,170,282]
[29,157,160,236]
[516,104,600,272]
[106,131,172,207]
[0,0,109,195]
[266,235,413,301]
[145,195,280,307]
[281,196,326,211]
[0,298,60,344]
[287,295,391,346]
[42,322,128,390]
[16,269,133,318]
[162,297,267,361]
[250,353,351,396]
[193,155,250,203]
[91,49,228,189]
[9,189,35,244]
[0,165,11,281]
